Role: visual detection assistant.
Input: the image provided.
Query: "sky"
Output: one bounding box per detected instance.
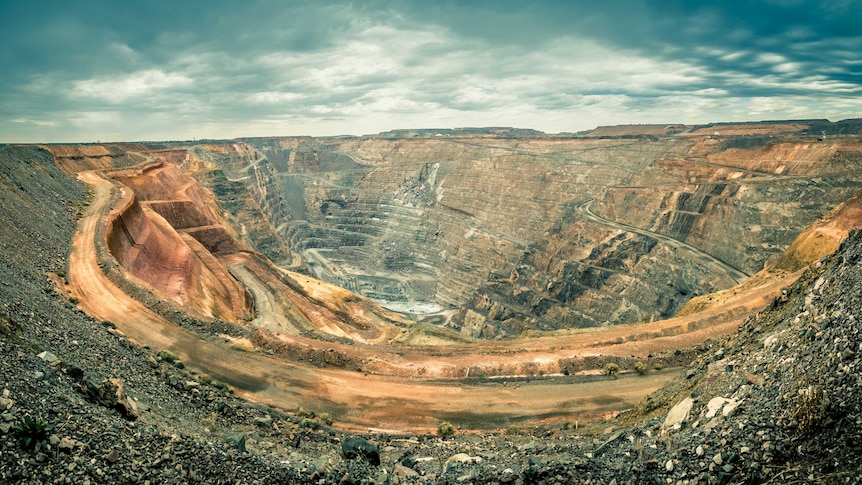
[1,0,861,142]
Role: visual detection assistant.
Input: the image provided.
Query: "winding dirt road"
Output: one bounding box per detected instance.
[576,199,750,284]
[67,168,801,432]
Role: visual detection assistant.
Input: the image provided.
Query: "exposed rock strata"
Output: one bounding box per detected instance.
[2,137,862,483]
[197,127,862,337]
[105,162,250,321]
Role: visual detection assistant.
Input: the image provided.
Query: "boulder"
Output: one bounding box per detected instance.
[341,436,380,466]
[662,397,693,433]
[227,433,246,453]
[79,375,139,420]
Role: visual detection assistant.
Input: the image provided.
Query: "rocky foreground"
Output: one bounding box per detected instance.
[2,145,862,484]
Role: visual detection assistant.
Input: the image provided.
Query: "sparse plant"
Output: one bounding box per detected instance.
[633,361,649,375]
[505,426,520,435]
[156,349,185,368]
[604,362,620,378]
[319,412,333,426]
[299,418,316,429]
[100,320,116,329]
[790,385,829,433]
[437,421,456,438]
[157,349,178,364]
[523,462,540,483]
[202,412,218,433]
[212,380,233,393]
[13,417,54,450]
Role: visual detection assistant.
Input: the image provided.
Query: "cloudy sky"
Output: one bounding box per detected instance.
[2,0,861,142]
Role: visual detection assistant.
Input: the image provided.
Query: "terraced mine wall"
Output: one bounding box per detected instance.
[195,130,862,338]
[105,163,249,321]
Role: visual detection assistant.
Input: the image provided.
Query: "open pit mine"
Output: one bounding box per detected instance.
[3,119,862,443]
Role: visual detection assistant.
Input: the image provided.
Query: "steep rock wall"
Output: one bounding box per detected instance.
[199,128,862,338]
[190,145,293,264]
[105,163,249,321]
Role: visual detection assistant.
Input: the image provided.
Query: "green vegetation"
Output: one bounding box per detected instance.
[437,421,456,438]
[157,349,185,368]
[157,349,179,363]
[633,361,649,375]
[13,417,54,450]
[604,362,620,378]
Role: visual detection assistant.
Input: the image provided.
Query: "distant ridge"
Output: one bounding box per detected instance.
[373,127,546,138]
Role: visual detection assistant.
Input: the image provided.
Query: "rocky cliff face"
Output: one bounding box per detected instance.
[189,124,862,338]
[105,162,250,321]
[189,147,294,265]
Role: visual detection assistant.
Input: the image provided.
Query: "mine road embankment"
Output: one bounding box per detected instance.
[576,199,750,284]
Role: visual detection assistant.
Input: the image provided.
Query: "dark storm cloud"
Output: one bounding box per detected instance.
[1,0,860,142]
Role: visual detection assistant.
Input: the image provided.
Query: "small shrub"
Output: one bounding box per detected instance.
[319,412,333,426]
[13,417,54,450]
[157,350,178,364]
[790,385,829,433]
[299,418,316,429]
[202,412,218,433]
[100,320,116,329]
[437,421,456,438]
[68,296,79,305]
[633,361,649,375]
[604,362,620,378]
[212,381,233,393]
[173,360,185,369]
[504,426,520,435]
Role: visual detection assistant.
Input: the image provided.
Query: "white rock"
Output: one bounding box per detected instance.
[705,397,731,419]
[665,459,674,472]
[722,399,741,416]
[443,453,481,473]
[662,397,693,433]
[37,350,59,362]
[696,445,704,456]
[713,453,723,465]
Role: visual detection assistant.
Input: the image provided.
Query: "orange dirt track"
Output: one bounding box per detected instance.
[67,161,857,433]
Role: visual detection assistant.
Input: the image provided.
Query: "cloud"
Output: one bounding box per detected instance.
[1,0,861,142]
[71,70,193,103]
